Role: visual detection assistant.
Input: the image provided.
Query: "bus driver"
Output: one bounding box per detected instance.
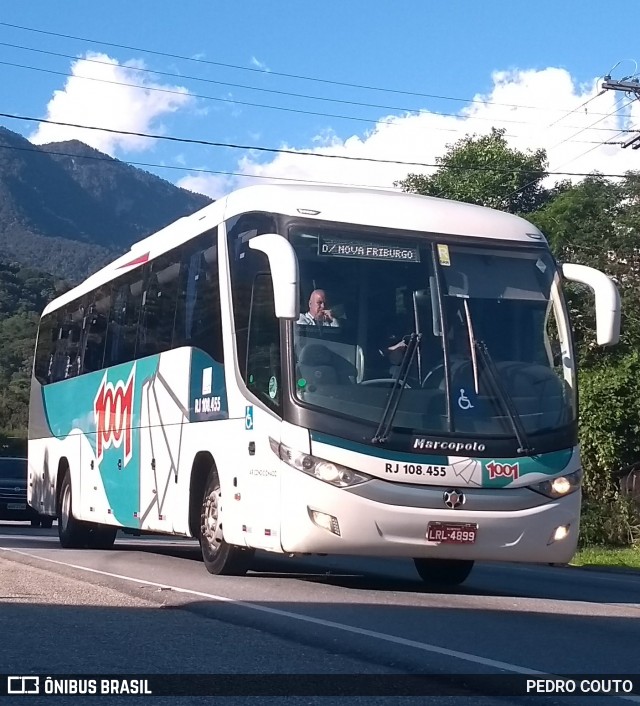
[297,289,340,327]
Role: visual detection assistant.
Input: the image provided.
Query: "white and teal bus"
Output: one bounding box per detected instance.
[28,184,620,585]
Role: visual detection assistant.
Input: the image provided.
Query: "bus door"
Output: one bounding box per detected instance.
[240,272,283,550]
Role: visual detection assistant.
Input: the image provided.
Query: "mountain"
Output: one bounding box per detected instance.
[0,127,212,281]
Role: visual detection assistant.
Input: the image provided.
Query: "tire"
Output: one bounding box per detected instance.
[30,518,41,528]
[57,471,89,548]
[413,558,474,586]
[199,468,253,575]
[86,526,117,550]
[40,517,54,529]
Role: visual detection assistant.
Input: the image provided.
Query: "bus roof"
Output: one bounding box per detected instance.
[42,183,547,316]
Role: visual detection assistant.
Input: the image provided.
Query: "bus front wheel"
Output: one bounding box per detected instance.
[58,472,89,549]
[413,558,474,586]
[86,526,117,550]
[199,470,253,575]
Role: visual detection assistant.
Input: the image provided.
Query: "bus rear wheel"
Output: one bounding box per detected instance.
[413,558,474,586]
[199,470,253,575]
[58,471,89,548]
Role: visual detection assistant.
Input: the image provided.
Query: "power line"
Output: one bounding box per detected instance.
[502,96,635,203]
[0,57,632,136]
[0,59,454,131]
[0,142,400,189]
[546,89,606,128]
[549,95,633,154]
[0,20,601,111]
[0,111,634,178]
[0,39,624,121]
[601,76,640,149]
[547,97,634,173]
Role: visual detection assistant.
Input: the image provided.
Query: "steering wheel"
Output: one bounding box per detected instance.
[421,364,446,389]
[422,359,476,389]
[360,378,411,389]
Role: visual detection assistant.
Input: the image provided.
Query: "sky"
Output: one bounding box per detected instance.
[2,1,640,200]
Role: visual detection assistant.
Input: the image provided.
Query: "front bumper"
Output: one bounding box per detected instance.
[279,468,580,563]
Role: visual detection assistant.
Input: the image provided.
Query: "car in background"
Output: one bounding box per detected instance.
[0,456,53,528]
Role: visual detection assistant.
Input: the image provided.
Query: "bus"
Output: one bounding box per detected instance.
[28,184,620,585]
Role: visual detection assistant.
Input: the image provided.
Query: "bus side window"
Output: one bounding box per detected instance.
[48,305,82,382]
[137,256,181,358]
[173,230,223,362]
[246,274,280,409]
[34,314,56,385]
[105,271,144,368]
[80,288,110,374]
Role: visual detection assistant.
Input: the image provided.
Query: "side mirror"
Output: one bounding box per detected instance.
[248,233,300,319]
[561,263,621,346]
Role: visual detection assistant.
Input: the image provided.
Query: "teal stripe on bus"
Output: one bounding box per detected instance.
[310,431,450,465]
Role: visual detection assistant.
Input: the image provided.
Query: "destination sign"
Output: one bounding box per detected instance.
[318,238,420,262]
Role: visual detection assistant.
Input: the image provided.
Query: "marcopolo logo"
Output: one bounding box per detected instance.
[413,438,486,453]
[486,460,520,481]
[94,366,135,467]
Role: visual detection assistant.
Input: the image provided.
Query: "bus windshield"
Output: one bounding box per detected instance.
[290,225,576,441]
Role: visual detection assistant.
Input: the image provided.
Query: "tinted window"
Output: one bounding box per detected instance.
[173,232,224,362]
[47,304,83,383]
[34,315,56,384]
[35,229,224,384]
[80,286,111,373]
[0,458,27,480]
[137,255,181,358]
[104,271,144,367]
[226,213,278,385]
[246,274,281,411]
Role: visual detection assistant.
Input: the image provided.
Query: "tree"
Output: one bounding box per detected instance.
[0,263,60,437]
[396,127,549,214]
[531,174,640,545]
[530,174,640,364]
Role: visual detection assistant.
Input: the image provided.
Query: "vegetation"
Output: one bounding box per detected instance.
[398,130,640,547]
[0,263,60,442]
[572,546,640,570]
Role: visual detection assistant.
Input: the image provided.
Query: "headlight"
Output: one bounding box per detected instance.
[529,469,582,498]
[269,438,371,488]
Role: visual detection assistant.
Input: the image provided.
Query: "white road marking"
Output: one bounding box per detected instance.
[2,542,640,701]
[3,546,640,704]
[1,547,542,673]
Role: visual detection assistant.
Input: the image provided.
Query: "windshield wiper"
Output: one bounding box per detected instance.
[474,340,534,454]
[371,332,422,445]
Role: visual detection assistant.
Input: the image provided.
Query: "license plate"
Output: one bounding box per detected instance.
[427,522,477,544]
[7,503,26,511]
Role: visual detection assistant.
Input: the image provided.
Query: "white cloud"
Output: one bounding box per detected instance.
[192,67,640,197]
[29,52,193,155]
[177,173,234,200]
[250,56,270,72]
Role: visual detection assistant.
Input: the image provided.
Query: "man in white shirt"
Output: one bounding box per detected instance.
[297,289,340,327]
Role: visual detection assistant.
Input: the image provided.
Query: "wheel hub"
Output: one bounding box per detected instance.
[201,488,223,555]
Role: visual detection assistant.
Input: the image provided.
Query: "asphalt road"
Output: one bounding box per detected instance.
[0,522,639,706]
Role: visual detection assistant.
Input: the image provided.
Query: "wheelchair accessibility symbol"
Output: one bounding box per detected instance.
[457,389,474,411]
[245,406,254,430]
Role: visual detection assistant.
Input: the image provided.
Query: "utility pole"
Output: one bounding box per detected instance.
[601,76,640,149]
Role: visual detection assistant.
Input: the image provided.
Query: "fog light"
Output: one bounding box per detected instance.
[552,524,570,542]
[309,509,341,536]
